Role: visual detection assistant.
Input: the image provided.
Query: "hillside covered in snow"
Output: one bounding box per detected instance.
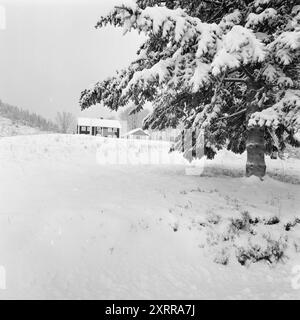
[0,116,44,137]
[0,134,300,299]
[0,100,58,136]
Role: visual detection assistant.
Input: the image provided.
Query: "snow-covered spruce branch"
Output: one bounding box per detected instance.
[87,4,268,97]
[249,89,300,141]
[81,3,299,110]
[80,1,300,176]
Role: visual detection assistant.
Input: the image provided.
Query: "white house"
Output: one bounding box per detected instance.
[77,117,121,138]
[122,128,149,140]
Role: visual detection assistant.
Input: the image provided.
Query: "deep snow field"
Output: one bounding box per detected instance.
[0,134,300,299]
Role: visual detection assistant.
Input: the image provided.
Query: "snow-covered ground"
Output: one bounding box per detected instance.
[0,134,300,299]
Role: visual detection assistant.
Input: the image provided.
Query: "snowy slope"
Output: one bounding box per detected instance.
[0,116,43,137]
[0,134,300,299]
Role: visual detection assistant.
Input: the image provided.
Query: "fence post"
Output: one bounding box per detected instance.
[192,129,196,159]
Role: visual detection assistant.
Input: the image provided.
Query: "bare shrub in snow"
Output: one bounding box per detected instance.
[202,210,299,266]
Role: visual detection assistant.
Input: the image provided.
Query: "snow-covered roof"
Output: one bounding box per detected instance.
[123,128,149,136]
[77,117,121,128]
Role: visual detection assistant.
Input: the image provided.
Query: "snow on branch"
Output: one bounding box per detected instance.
[245,8,277,29]
[190,61,211,92]
[267,31,300,65]
[97,4,198,44]
[96,5,267,89]
[211,26,265,76]
[123,55,175,94]
[262,64,294,88]
[249,90,300,141]
[254,0,271,7]
[219,10,242,31]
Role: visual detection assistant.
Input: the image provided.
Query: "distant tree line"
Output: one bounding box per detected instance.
[0,99,59,132]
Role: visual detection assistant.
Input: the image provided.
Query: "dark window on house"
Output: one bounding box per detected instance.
[82,126,90,133]
[81,126,89,132]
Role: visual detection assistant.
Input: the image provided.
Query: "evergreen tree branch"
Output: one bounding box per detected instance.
[223,78,248,83]
[216,108,247,121]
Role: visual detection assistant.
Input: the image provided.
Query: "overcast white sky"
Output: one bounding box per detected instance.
[0,0,143,120]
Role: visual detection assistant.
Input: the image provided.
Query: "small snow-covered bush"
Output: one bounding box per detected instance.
[201,210,299,266]
[230,211,253,232]
[236,234,288,265]
[285,217,300,231]
[206,211,221,225]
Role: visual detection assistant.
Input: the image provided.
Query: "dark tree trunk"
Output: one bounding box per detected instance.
[245,84,266,178]
[246,126,266,177]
